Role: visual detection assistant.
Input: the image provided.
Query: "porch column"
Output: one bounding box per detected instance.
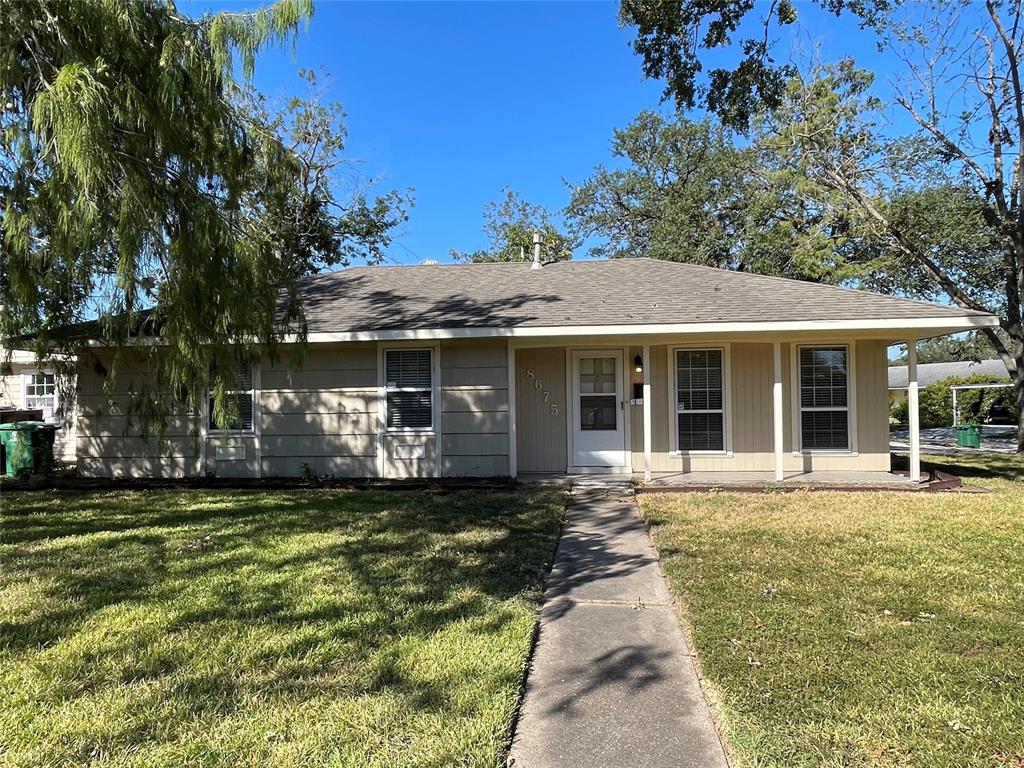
[642,343,652,482]
[772,342,785,482]
[907,339,921,482]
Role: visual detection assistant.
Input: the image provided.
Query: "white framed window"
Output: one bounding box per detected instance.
[671,347,729,453]
[208,361,256,432]
[23,371,57,414]
[385,349,433,431]
[796,345,851,451]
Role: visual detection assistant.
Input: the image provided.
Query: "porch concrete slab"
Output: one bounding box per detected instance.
[638,470,918,487]
[518,473,634,487]
[510,489,728,768]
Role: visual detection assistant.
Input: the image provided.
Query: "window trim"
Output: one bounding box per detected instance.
[668,344,732,456]
[382,346,437,434]
[206,361,258,435]
[21,370,59,416]
[791,343,858,454]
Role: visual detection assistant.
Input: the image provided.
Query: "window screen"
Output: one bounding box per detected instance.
[386,349,433,429]
[799,347,849,450]
[676,350,725,451]
[208,361,254,431]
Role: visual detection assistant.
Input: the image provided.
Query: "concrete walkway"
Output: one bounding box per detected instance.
[509,488,729,768]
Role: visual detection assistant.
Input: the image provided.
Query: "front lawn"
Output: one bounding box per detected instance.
[0,488,565,768]
[638,455,1024,767]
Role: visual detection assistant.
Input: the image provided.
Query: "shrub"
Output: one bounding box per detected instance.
[891,373,1017,428]
[890,395,908,425]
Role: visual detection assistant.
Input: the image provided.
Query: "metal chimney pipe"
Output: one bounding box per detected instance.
[531,230,543,270]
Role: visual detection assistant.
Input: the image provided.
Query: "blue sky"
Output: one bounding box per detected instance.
[196,1,889,265]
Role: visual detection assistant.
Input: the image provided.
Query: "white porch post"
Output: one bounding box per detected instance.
[642,343,652,482]
[772,341,785,482]
[907,339,921,482]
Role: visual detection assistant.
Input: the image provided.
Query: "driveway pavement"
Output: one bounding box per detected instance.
[891,425,1017,454]
[509,488,729,768]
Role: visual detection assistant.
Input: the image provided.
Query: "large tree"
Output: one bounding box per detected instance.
[565,110,864,282]
[617,0,1024,451]
[760,5,1024,450]
[619,0,891,131]
[890,333,1001,366]
[1,1,406,433]
[451,188,573,263]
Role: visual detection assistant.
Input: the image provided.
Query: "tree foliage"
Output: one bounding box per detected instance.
[890,333,1001,366]
[1,1,407,435]
[565,110,863,282]
[619,0,890,131]
[891,374,1018,429]
[451,188,573,263]
[763,11,1024,448]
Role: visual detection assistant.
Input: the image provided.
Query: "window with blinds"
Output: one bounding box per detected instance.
[798,346,850,450]
[676,349,725,451]
[208,361,255,431]
[385,349,433,429]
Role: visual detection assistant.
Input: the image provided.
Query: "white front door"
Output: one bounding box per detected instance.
[570,351,626,469]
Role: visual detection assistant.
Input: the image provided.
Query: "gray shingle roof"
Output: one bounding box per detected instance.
[888,359,1010,388]
[297,258,992,333]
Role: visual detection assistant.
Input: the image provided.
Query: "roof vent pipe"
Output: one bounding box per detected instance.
[531,230,543,271]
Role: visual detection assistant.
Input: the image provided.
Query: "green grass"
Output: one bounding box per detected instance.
[0,488,565,767]
[638,454,1024,768]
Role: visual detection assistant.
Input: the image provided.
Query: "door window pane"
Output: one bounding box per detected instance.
[580,395,617,430]
[580,356,616,394]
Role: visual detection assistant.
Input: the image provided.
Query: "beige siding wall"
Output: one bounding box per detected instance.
[73,336,891,480]
[76,352,200,478]
[514,347,567,473]
[439,340,509,476]
[0,371,23,409]
[630,339,890,472]
[75,341,511,479]
[261,343,377,477]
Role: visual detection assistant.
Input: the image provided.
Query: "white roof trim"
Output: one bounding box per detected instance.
[302,314,998,343]
[76,313,999,347]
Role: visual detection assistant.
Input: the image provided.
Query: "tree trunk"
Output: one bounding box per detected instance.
[1013,340,1024,454]
[1015,368,1024,453]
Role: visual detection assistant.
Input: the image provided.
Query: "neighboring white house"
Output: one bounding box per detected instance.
[70,259,999,483]
[888,359,1009,392]
[0,348,77,463]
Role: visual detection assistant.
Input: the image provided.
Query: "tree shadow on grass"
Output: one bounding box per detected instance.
[891,452,1024,482]
[1,488,564,735]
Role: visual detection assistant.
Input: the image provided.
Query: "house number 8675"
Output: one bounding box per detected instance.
[525,368,559,415]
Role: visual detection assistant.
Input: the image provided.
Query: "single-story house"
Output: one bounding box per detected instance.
[888,359,1009,396]
[1,348,77,463]
[73,258,998,482]
[888,358,1012,425]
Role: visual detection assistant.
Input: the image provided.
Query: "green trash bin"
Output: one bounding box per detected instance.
[0,422,58,477]
[955,423,982,449]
